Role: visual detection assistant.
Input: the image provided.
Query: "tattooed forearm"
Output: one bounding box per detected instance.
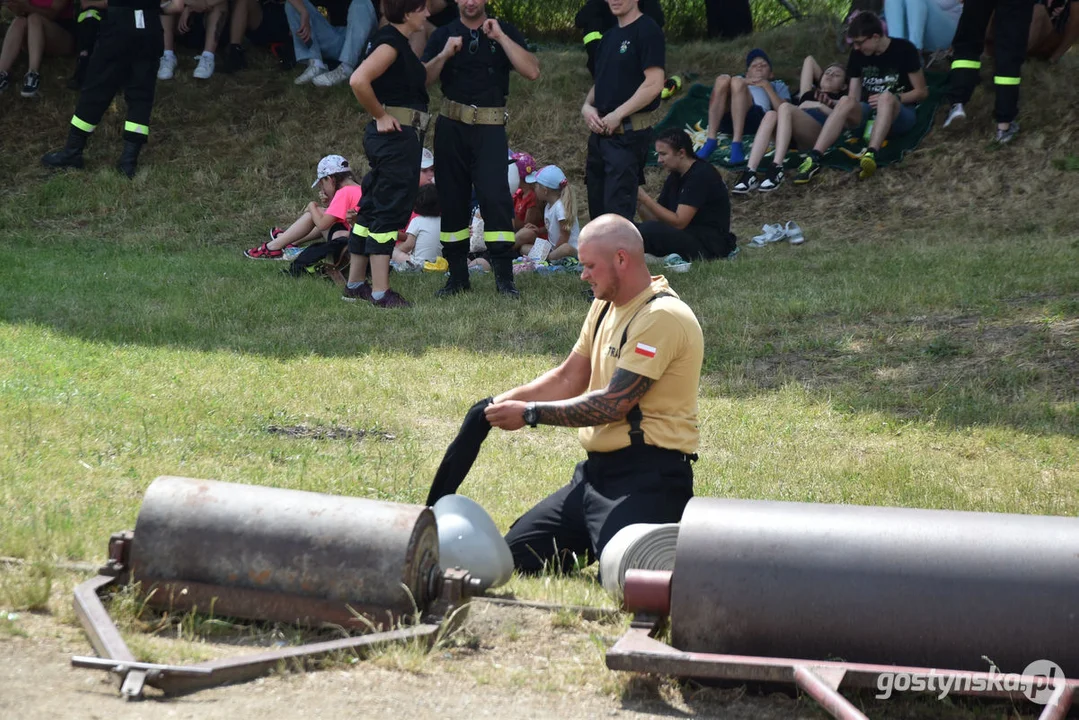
[535,369,654,427]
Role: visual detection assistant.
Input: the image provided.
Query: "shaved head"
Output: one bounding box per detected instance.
[578,214,645,258]
[578,214,652,305]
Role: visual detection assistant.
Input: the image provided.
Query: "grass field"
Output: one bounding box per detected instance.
[0,18,1077,625]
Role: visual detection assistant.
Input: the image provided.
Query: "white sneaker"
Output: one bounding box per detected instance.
[312,63,350,87]
[294,62,326,85]
[157,54,177,80]
[943,103,966,128]
[193,53,215,80]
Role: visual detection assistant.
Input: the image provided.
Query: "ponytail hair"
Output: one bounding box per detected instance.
[654,127,695,158]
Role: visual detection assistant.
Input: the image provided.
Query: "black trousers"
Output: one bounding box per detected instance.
[71,6,162,145]
[504,444,694,574]
[75,7,104,56]
[947,0,1033,123]
[351,122,421,256]
[638,221,735,261]
[585,129,651,221]
[434,117,515,261]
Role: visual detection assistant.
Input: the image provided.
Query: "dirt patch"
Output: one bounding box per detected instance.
[0,595,1037,720]
[266,424,396,442]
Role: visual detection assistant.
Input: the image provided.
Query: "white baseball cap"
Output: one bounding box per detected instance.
[526,165,567,190]
[420,148,435,169]
[312,154,350,187]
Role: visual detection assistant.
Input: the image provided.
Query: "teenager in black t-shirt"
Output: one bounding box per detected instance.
[421,0,539,299]
[636,128,736,261]
[794,11,927,184]
[582,0,665,223]
[343,0,431,309]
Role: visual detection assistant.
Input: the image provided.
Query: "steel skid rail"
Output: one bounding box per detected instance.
[72,532,477,699]
[606,570,1077,720]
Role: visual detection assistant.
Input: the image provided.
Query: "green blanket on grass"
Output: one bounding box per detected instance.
[648,72,947,171]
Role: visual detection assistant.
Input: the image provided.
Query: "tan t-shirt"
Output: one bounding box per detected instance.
[571,276,703,454]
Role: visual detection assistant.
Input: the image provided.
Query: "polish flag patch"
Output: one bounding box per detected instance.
[634,342,657,359]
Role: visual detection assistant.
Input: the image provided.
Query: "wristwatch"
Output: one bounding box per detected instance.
[523,402,539,428]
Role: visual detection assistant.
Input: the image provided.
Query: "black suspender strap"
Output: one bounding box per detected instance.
[589,292,673,447]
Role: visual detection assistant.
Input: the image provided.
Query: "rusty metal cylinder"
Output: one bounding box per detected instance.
[129,476,440,628]
[670,498,1079,674]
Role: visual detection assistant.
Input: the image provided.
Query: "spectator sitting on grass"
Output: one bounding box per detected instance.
[696,48,791,164]
[67,0,107,89]
[794,11,927,184]
[158,0,228,80]
[510,151,543,234]
[1022,0,1079,62]
[734,56,847,194]
[0,0,75,98]
[219,0,299,73]
[513,165,581,262]
[392,183,442,268]
[287,0,376,87]
[637,128,736,261]
[245,154,361,259]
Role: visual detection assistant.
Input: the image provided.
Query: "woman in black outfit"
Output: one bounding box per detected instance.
[636,127,737,261]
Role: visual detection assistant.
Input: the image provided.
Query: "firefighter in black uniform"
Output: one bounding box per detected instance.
[41,0,184,177]
[344,0,432,309]
[942,0,1034,143]
[574,0,664,78]
[421,0,539,299]
[582,0,664,222]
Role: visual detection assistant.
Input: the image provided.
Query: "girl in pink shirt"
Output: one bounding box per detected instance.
[246,154,362,259]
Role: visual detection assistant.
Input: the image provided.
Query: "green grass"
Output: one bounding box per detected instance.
[0,28,1077,603]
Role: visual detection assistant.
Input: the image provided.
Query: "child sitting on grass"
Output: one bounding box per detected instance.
[245,154,361,259]
[391,184,441,269]
[697,48,792,164]
[512,165,580,262]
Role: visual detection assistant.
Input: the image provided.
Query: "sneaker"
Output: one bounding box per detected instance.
[158,54,177,80]
[372,289,411,309]
[793,156,820,185]
[20,71,40,98]
[0,71,8,93]
[294,62,326,85]
[859,151,877,180]
[995,121,1019,144]
[342,283,373,302]
[785,221,805,245]
[193,53,215,80]
[943,103,966,128]
[244,243,282,259]
[732,170,759,194]
[312,63,350,87]
[759,166,785,192]
[222,44,246,74]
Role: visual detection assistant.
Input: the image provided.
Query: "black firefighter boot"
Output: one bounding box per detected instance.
[491,255,520,299]
[41,127,88,170]
[117,140,143,179]
[436,251,472,297]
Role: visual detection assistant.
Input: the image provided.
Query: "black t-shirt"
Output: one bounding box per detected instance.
[658,160,732,256]
[846,37,922,102]
[593,14,665,116]
[421,18,528,107]
[363,25,428,111]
